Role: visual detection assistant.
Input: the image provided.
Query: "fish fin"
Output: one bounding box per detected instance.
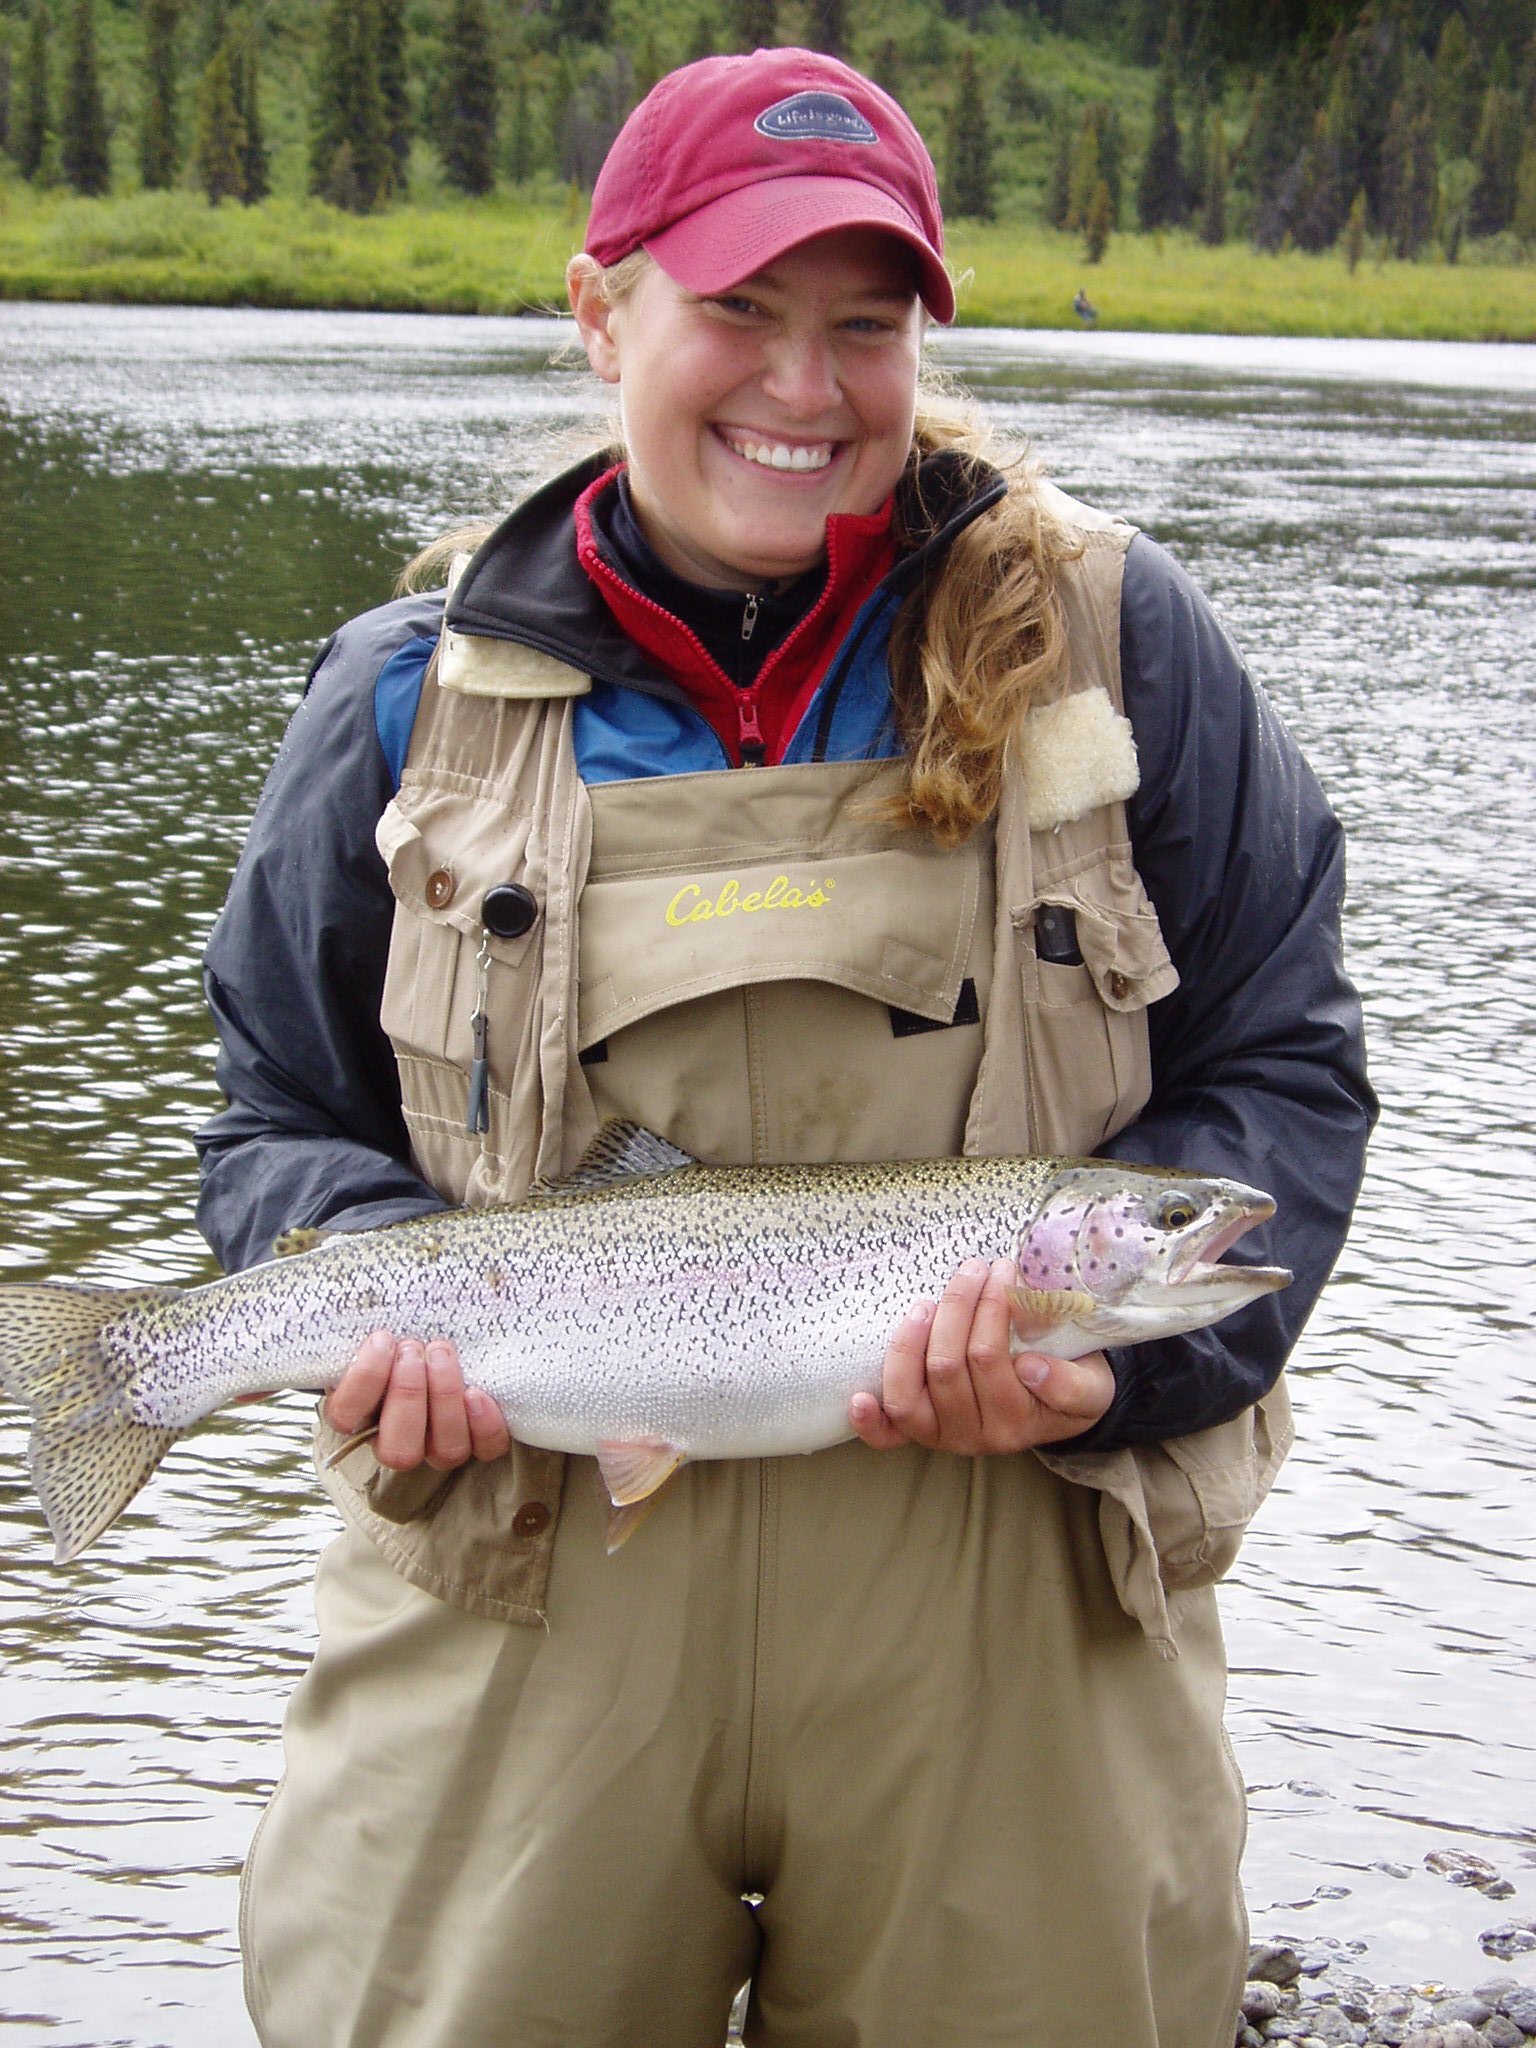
[272,1225,331,1259]
[537,1120,698,1196]
[0,1282,184,1564]
[324,1424,381,1469]
[1005,1284,1097,1344]
[594,1436,688,1508]
[602,1489,671,1555]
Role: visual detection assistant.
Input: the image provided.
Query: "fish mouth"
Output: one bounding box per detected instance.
[1168,1195,1290,1293]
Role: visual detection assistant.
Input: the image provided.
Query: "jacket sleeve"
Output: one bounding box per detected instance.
[195,598,449,1275]
[1081,534,1376,1451]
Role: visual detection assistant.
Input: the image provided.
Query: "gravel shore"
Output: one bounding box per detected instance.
[1237,1935,1536,2047]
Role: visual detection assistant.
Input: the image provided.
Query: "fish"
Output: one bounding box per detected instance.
[0,1121,1290,1565]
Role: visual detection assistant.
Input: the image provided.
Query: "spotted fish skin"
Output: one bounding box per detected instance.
[0,1123,1289,1563]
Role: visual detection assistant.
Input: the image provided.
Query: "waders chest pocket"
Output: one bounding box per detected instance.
[1016,852,1178,1153]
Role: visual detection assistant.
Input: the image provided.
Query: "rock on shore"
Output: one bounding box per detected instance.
[1237,1937,1536,2048]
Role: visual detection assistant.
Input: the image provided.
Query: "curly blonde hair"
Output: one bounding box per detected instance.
[403,252,1078,845]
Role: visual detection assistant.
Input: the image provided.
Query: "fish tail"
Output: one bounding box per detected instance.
[0,1282,182,1564]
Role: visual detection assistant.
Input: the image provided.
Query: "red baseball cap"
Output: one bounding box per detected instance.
[585,49,955,324]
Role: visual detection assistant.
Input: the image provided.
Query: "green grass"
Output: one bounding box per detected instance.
[1,182,1532,340]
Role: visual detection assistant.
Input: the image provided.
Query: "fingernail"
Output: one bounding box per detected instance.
[1019,1354,1050,1389]
[907,1299,936,1325]
[990,1257,1015,1283]
[960,1258,989,1278]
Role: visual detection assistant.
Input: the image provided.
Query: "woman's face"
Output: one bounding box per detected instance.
[570,229,925,591]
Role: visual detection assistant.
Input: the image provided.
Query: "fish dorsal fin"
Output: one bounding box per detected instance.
[1005,1284,1096,1342]
[538,1121,699,1196]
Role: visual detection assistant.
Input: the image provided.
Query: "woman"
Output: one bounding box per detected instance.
[199,48,1373,2048]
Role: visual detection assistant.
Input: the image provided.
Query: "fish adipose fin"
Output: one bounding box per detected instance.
[0,1282,183,1564]
[595,1437,689,1554]
[539,1121,699,1196]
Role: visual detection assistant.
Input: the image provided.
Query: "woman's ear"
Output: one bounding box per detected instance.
[567,255,621,385]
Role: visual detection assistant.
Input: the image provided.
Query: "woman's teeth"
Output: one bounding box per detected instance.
[722,433,834,472]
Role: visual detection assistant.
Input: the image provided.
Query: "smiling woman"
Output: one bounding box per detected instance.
[194,43,1374,2048]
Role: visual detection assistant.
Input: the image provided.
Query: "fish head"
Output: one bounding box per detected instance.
[1008,1163,1292,1355]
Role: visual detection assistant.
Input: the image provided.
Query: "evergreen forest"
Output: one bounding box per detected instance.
[0,0,1533,316]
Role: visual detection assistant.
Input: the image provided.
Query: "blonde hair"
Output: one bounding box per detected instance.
[403,252,1077,845]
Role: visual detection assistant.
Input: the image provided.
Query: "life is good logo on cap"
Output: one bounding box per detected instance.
[754,91,879,145]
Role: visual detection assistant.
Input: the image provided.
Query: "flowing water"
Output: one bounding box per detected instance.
[1,303,1533,2044]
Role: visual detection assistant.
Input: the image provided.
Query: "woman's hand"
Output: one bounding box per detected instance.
[849,1258,1115,1456]
[323,1331,512,1471]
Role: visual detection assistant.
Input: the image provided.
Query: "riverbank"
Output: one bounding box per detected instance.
[1232,1938,1536,2048]
[1,185,1533,340]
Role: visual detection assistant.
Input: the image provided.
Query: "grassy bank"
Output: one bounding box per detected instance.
[1,184,1533,340]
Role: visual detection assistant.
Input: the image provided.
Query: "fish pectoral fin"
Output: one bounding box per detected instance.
[1005,1285,1097,1346]
[595,1436,689,1508]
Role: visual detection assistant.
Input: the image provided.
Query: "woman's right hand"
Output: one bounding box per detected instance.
[323,1330,512,1471]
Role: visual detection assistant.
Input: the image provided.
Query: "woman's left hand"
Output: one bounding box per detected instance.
[849,1257,1115,1455]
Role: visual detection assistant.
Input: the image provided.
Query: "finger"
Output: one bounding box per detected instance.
[424,1340,473,1470]
[879,1300,940,1447]
[323,1329,397,1435]
[374,1338,430,1469]
[848,1388,910,1452]
[465,1386,512,1462]
[922,1259,989,1449]
[1015,1349,1117,1435]
[961,1260,1056,1450]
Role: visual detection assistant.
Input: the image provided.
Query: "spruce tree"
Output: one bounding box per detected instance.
[1468,79,1521,236]
[230,19,267,203]
[1433,15,1479,159]
[192,38,245,201]
[139,0,180,190]
[557,0,610,45]
[944,45,995,220]
[809,0,846,59]
[378,0,410,189]
[1067,115,1099,233]
[1198,111,1227,244]
[1512,136,1536,243]
[1342,187,1367,271]
[61,0,109,193]
[0,26,13,160]
[440,0,497,196]
[1184,80,1208,214]
[732,0,775,53]
[1135,20,1186,230]
[311,0,392,212]
[1083,177,1112,261]
[16,3,52,183]
[1043,105,1072,229]
[687,12,716,63]
[506,73,534,182]
[1098,103,1124,223]
[1397,104,1437,258]
[871,38,901,102]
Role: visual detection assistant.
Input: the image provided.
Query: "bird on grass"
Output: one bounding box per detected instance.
[1073,288,1098,323]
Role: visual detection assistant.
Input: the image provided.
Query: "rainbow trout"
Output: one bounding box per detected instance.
[0,1122,1289,1564]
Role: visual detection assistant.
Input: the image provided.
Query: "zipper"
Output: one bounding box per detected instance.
[740,593,760,641]
[738,696,765,767]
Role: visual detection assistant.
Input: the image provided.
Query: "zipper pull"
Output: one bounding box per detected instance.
[740,593,760,642]
[738,696,765,766]
[466,931,491,1135]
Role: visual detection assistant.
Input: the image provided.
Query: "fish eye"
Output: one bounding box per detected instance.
[1155,1192,1199,1231]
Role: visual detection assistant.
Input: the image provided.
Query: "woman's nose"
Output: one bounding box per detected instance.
[760,329,841,417]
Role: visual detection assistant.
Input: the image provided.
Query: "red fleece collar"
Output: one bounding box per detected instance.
[573,465,896,767]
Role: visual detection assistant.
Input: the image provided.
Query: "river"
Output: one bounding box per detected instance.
[1,302,1533,2045]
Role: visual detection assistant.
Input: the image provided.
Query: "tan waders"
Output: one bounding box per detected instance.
[243,495,1283,2045]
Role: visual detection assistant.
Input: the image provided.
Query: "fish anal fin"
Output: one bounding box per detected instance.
[537,1121,699,1197]
[1005,1284,1097,1345]
[595,1436,688,1509]
[603,1490,670,1555]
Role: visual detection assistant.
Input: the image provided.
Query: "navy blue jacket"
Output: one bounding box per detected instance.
[197,456,1375,1453]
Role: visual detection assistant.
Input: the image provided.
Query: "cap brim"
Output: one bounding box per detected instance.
[645,175,955,324]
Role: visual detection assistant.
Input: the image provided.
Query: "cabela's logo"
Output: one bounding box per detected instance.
[666,874,836,927]
[753,92,879,146]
